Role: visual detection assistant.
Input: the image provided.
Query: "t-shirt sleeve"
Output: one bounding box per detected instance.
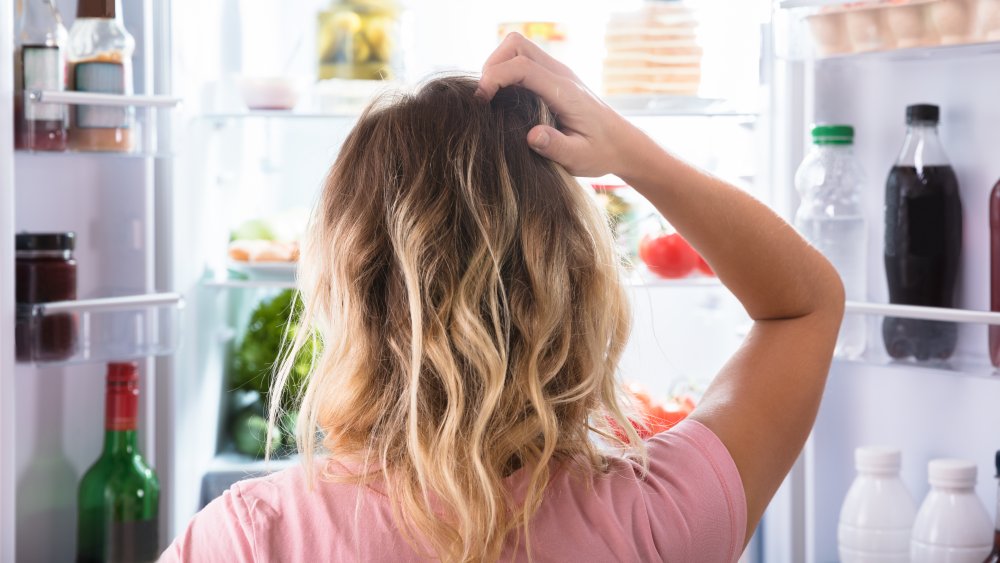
[158,482,258,563]
[641,418,748,562]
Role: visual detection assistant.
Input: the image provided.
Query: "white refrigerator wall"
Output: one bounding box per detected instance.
[802,50,1000,562]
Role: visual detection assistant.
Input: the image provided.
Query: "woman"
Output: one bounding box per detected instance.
[163,34,843,562]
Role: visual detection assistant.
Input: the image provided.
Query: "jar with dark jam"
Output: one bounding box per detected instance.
[15,232,78,362]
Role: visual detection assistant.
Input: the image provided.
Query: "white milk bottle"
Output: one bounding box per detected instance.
[838,447,917,563]
[911,458,993,563]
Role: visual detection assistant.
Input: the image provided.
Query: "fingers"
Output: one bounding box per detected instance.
[477,55,577,114]
[526,124,589,173]
[481,32,575,80]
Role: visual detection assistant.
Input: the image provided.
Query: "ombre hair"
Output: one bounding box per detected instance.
[269,75,642,561]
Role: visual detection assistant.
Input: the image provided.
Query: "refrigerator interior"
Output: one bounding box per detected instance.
[788,33,1000,563]
[2,0,772,560]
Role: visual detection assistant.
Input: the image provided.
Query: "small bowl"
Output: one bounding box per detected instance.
[238,77,304,111]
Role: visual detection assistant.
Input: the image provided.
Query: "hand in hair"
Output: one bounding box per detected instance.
[477,33,633,178]
[480,33,845,546]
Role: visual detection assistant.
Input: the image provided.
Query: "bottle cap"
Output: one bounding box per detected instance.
[107,361,139,384]
[855,446,901,473]
[15,232,75,252]
[77,0,115,19]
[811,124,854,145]
[928,458,977,488]
[906,103,939,125]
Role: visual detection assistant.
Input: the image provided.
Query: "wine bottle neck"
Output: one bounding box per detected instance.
[103,429,138,457]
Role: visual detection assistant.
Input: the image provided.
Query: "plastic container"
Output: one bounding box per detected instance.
[794,124,867,359]
[838,447,917,563]
[911,459,993,563]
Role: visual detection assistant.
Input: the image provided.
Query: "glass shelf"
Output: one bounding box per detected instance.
[601,95,758,118]
[834,301,1000,378]
[198,110,360,125]
[15,292,184,365]
[200,452,298,507]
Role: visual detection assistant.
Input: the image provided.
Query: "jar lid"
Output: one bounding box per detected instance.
[855,446,901,473]
[928,458,977,488]
[16,232,76,252]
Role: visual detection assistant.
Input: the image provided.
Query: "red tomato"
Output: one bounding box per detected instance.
[695,254,715,276]
[639,233,699,279]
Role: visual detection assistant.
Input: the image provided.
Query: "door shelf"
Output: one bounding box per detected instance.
[15,292,184,366]
[17,90,181,155]
[835,301,1000,377]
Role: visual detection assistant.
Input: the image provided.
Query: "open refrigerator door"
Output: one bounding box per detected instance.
[771,0,1000,560]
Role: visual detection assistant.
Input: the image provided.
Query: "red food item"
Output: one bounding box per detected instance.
[639,233,699,279]
[695,254,715,276]
[609,387,697,441]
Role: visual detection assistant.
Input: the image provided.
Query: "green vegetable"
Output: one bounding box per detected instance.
[230,290,316,410]
[231,408,282,458]
[230,218,276,242]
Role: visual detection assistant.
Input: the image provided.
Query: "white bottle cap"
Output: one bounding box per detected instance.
[927,458,977,488]
[855,446,901,473]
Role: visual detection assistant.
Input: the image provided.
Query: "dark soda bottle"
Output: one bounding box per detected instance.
[883,104,963,361]
[984,450,1000,563]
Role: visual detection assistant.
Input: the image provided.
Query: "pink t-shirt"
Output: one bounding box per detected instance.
[161,419,746,562]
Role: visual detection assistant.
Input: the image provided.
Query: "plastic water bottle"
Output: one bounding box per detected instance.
[794,124,867,359]
[911,459,993,563]
[838,447,917,563]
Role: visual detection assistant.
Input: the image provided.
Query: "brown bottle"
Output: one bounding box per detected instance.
[984,450,1000,563]
[991,180,1000,367]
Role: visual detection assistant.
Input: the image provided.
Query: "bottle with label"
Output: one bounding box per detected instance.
[67,0,136,152]
[911,458,992,563]
[983,451,1000,563]
[794,124,867,359]
[14,0,68,151]
[838,447,917,563]
[990,180,1000,367]
[883,104,963,362]
[77,362,160,562]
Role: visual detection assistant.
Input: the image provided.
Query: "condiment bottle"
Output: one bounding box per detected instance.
[67,0,136,152]
[838,447,916,563]
[911,459,992,563]
[15,232,78,362]
[14,0,68,151]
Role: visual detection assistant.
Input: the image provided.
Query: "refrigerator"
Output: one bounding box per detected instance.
[2,0,997,561]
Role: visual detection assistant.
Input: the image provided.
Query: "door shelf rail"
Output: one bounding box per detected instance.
[838,301,1000,377]
[27,90,181,108]
[16,292,184,366]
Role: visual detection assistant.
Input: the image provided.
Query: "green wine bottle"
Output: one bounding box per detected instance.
[76,362,160,562]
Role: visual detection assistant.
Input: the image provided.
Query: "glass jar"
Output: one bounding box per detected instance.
[317,0,401,81]
[15,232,78,362]
[67,0,136,152]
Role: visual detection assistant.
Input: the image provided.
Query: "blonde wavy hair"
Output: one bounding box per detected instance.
[269,75,643,561]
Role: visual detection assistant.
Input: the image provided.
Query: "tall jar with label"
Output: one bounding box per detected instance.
[67,0,135,152]
[14,0,68,151]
